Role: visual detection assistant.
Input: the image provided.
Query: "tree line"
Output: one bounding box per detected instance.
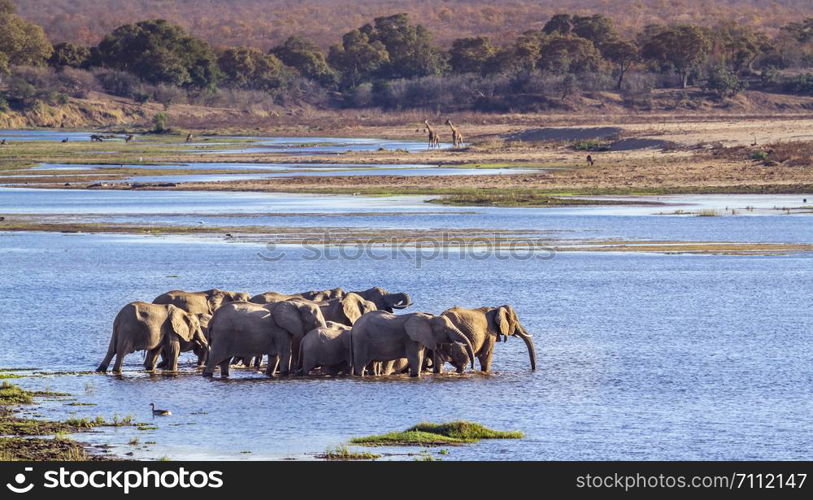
[3,0,813,113]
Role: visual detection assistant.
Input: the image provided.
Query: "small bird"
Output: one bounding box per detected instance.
[586,154,594,166]
[61,138,69,143]
[150,403,171,416]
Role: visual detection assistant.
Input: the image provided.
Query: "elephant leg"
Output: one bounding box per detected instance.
[277,342,292,376]
[432,350,443,374]
[478,337,496,373]
[266,355,279,377]
[112,352,125,374]
[165,339,181,372]
[353,356,368,376]
[196,348,208,368]
[406,345,424,378]
[155,348,169,369]
[219,360,230,378]
[144,347,161,372]
[253,355,262,370]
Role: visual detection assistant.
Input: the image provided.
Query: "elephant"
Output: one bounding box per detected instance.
[350,311,475,377]
[318,293,378,326]
[350,287,411,313]
[249,288,344,304]
[203,299,326,378]
[299,322,353,376]
[153,289,251,315]
[96,302,207,374]
[154,313,211,369]
[435,306,537,373]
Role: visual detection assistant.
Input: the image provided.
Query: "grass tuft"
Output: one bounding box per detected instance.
[351,420,523,447]
[318,445,381,460]
[0,382,34,405]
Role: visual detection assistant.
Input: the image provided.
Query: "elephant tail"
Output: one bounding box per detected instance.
[96,319,119,372]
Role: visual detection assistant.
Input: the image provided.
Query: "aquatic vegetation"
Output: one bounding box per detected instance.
[0,382,33,404]
[318,445,381,460]
[351,420,523,446]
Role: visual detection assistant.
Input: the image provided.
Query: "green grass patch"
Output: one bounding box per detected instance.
[318,445,381,460]
[572,139,612,151]
[350,420,523,447]
[0,382,34,404]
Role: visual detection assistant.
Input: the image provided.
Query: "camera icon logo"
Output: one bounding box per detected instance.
[6,467,34,494]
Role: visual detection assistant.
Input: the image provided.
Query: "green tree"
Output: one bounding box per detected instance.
[272,36,337,86]
[603,38,639,89]
[711,23,771,74]
[538,34,602,74]
[543,14,574,35]
[360,13,445,79]
[218,47,288,91]
[95,19,220,89]
[151,112,168,133]
[49,42,90,70]
[704,65,745,98]
[328,29,389,88]
[571,14,617,49]
[641,25,711,88]
[0,0,52,69]
[449,36,496,74]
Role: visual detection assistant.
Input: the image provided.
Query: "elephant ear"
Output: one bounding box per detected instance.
[341,294,374,325]
[207,290,227,311]
[341,296,364,325]
[493,306,511,336]
[405,315,437,351]
[361,298,378,315]
[197,313,212,333]
[272,301,305,337]
[169,306,194,342]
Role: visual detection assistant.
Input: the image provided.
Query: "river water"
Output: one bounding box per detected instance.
[0,136,811,460]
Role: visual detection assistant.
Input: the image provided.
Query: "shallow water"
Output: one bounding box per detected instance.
[1,188,811,244]
[0,130,113,142]
[196,136,452,154]
[1,232,811,460]
[0,130,445,153]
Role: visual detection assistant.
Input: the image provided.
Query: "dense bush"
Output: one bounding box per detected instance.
[6,9,813,113]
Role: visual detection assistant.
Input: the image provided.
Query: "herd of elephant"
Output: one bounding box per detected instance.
[95,287,537,378]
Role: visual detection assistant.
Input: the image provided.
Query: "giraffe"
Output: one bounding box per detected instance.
[424,120,439,149]
[445,119,463,148]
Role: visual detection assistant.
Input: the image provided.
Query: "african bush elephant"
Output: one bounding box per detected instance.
[350,287,411,313]
[153,288,251,315]
[96,302,207,374]
[203,299,326,378]
[436,306,537,373]
[155,313,211,369]
[249,287,344,304]
[318,293,378,326]
[299,322,353,376]
[350,311,474,377]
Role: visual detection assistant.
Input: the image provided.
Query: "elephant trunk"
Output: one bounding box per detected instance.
[515,325,537,371]
[389,292,412,310]
[448,329,475,370]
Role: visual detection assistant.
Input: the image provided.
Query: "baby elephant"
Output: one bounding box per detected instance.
[299,322,353,376]
[96,302,207,374]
